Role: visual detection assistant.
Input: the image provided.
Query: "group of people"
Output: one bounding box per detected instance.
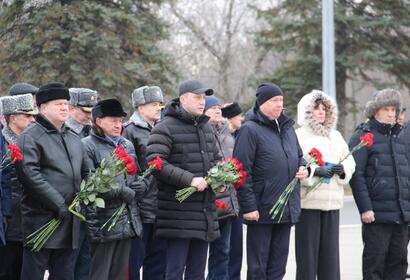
[0,78,408,280]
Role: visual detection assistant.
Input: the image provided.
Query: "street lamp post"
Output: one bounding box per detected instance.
[322,0,336,101]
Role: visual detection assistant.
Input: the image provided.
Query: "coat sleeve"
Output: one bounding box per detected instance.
[1,137,12,218]
[146,122,194,189]
[15,134,66,213]
[233,125,258,214]
[349,131,372,214]
[335,131,356,185]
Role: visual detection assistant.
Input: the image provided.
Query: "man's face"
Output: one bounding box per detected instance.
[70,106,92,125]
[259,95,283,120]
[205,105,222,125]
[179,92,206,116]
[96,116,123,137]
[40,99,69,126]
[229,114,244,131]
[397,113,406,126]
[138,101,162,123]
[375,106,396,125]
[11,114,36,133]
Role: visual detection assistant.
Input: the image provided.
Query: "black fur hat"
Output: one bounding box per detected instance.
[36,82,70,106]
[222,102,242,119]
[92,99,127,120]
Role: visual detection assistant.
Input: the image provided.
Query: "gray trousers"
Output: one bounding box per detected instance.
[90,239,131,280]
[295,209,340,280]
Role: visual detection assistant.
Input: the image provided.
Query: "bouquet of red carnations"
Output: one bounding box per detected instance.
[175,158,246,203]
[269,148,324,222]
[101,156,163,231]
[305,132,374,195]
[27,146,137,252]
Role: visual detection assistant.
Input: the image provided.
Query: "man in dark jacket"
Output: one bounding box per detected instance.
[67,87,98,280]
[0,93,36,280]
[67,88,98,138]
[146,79,221,280]
[123,85,167,280]
[15,82,90,280]
[233,83,308,280]
[221,101,244,280]
[349,89,410,280]
[82,99,143,280]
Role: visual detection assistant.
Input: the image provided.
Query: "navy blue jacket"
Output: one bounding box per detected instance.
[349,118,410,223]
[233,108,303,224]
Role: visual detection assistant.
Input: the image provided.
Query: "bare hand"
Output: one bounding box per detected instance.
[295,166,309,180]
[191,177,208,192]
[243,210,259,222]
[361,210,375,223]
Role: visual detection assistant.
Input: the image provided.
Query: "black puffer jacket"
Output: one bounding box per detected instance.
[146,99,221,242]
[233,108,304,224]
[16,114,89,249]
[82,130,143,243]
[123,112,157,223]
[2,126,23,242]
[349,118,410,223]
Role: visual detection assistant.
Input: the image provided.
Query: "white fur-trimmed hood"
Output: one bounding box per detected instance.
[297,90,337,137]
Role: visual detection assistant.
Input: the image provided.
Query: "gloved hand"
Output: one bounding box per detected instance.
[120,186,136,204]
[313,167,333,178]
[57,206,70,219]
[331,164,345,178]
[132,177,150,200]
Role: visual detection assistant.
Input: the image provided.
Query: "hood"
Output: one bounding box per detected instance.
[297,90,337,137]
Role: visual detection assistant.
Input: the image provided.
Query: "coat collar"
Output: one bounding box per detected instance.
[368,117,401,136]
[2,125,18,144]
[36,114,69,133]
[164,98,210,126]
[248,107,295,133]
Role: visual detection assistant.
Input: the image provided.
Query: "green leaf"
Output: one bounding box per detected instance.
[95,198,105,208]
[88,193,96,202]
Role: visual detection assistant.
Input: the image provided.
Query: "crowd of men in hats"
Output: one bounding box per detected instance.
[0,79,408,280]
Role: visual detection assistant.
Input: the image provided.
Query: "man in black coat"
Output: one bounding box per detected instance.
[349,89,410,280]
[146,79,221,280]
[15,82,90,280]
[123,85,167,280]
[233,83,308,280]
[0,93,36,280]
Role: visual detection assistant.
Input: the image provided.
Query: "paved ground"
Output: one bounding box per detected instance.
[241,196,363,279]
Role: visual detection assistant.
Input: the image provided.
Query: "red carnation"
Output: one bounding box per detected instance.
[114,146,128,160]
[234,170,247,190]
[8,144,23,162]
[308,148,324,167]
[126,161,137,176]
[215,200,227,209]
[360,132,374,147]
[148,156,163,171]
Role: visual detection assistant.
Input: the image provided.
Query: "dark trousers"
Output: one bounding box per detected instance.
[20,247,76,280]
[207,217,233,280]
[129,223,167,280]
[295,209,340,280]
[228,217,243,280]
[0,241,23,280]
[165,238,208,280]
[246,223,292,280]
[362,223,408,280]
[90,239,131,280]
[74,222,91,280]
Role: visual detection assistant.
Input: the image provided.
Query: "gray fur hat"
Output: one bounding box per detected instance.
[132,86,164,108]
[1,94,36,115]
[364,89,402,118]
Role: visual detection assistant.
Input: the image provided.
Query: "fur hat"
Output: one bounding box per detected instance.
[92,99,127,120]
[364,89,402,118]
[36,82,70,106]
[222,102,242,119]
[297,90,337,137]
[132,86,164,108]
[0,94,36,115]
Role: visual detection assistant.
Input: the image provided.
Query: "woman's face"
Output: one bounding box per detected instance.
[312,103,326,124]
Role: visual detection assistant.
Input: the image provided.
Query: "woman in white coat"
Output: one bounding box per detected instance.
[295,90,355,280]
